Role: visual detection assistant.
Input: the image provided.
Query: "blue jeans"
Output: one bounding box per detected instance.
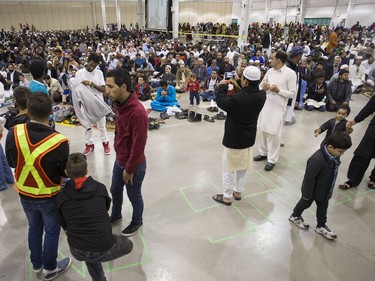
[0,144,13,190]
[189,92,200,105]
[70,235,133,281]
[200,91,216,101]
[20,197,61,270]
[110,160,146,225]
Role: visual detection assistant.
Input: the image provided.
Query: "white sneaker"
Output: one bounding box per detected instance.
[315,225,337,240]
[289,215,309,229]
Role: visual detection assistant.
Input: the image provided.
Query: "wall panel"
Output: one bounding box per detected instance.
[0,1,373,31]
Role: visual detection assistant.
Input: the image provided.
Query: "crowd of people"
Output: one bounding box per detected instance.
[0,20,375,280]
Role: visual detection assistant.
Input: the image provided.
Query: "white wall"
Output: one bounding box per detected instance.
[0,1,144,31]
[0,0,373,31]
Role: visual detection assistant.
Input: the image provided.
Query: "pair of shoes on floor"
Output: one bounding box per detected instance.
[212,111,226,120]
[43,257,72,280]
[207,106,218,112]
[203,115,215,123]
[175,112,188,119]
[188,111,202,122]
[148,121,160,130]
[121,222,143,237]
[160,112,169,120]
[289,215,337,240]
[264,162,275,171]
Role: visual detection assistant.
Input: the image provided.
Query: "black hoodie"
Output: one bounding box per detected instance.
[56,176,115,252]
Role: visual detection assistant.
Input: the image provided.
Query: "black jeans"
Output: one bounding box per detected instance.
[347,155,372,186]
[292,198,329,228]
[70,235,133,281]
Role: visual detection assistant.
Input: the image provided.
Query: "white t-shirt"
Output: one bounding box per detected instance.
[75,68,105,96]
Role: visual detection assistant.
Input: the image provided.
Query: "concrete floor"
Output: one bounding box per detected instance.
[0,93,374,281]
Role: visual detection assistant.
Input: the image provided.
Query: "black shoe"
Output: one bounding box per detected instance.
[188,110,195,120]
[188,113,202,122]
[253,155,267,161]
[121,222,143,237]
[110,216,122,224]
[264,162,275,171]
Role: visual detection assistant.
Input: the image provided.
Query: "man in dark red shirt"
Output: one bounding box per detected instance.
[105,68,148,237]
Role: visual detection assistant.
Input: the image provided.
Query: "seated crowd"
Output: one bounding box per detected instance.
[0,21,374,116]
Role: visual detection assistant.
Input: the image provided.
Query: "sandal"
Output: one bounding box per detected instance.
[203,115,215,123]
[233,191,241,201]
[368,181,375,189]
[338,182,353,190]
[212,194,232,206]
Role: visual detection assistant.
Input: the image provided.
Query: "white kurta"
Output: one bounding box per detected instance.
[257,65,297,164]
[258,65,297,135]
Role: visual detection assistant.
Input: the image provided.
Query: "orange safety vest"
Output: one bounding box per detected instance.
[14,124,68,198]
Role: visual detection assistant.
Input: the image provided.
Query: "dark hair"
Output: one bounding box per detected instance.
[13,86,31,110]
[106,68,132,92]
[43,74,51,80]
[29,59,46,79]
[316,74,325,79]
[325,132,352,149]
[275,50,288,63]
[159,80,168,87]
[87,53,101,63]
[338,104,351,116]
[66,153,87,179]
[339,69,349,76]
[27,92,52,120]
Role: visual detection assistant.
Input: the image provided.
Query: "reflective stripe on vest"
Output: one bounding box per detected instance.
[14,124,67,198]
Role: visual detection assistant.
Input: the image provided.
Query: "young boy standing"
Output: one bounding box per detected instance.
[314,104,353,142]
[186,73,200,106]
[289,132,352,240]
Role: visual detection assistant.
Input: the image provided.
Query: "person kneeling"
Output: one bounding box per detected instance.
[56,153,133,281]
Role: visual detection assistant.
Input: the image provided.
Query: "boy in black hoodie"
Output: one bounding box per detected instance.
[56,153,133,281]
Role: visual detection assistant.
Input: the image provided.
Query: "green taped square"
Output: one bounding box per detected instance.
[179,182,221,213]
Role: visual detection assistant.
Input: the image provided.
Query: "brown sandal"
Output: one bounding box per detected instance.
[212,194,232,206]
[233,191,242,201]
[368,181,375,189]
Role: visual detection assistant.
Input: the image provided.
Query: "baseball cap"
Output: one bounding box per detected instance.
[290,46,304,56]
[243,66,261,81]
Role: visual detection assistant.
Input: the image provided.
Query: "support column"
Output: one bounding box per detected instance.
[92,2,97,28]
[345,0,354,28]
[265,0,271,23]
[115,0,121,30]
[330,0,339,27]
[298,0,305,24]
[172,0,179,39]
[137,0,144,30]
[238,0,252,49]
[101,0,107,31]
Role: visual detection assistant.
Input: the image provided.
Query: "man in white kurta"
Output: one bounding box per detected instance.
[74,53,110,156]
[254,50,297,171]
[349,57,366,92]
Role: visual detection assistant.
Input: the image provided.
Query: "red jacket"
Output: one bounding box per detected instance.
[186,79,200,93]
[114,93,148,173]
